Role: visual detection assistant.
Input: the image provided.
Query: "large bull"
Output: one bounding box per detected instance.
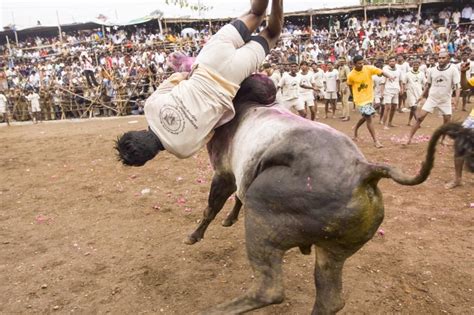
[183,75,473,314]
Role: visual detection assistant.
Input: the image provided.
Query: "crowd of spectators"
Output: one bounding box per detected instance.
[0,4,473,124]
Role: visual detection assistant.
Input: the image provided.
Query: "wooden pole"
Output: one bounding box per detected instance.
[363,0,367,24]
[310,14,313,32]
[417,0,422,25]
[158,18,163,34]
[56,11,63,43]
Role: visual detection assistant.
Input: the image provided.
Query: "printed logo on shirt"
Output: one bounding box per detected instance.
[159,104,185,134]
[358,82,368,92]
[433,75,448,87]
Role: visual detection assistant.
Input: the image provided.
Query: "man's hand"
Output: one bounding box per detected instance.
[460,62,470,73]
[416,96,425,105]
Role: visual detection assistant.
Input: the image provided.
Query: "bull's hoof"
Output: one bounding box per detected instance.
[221,217,238,227]
[184,235,201,245]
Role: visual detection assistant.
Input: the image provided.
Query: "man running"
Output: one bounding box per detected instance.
[404,60,426,126]
[381,56,404,129]
[323,61,339,119]
[278,62,306,117]
[405,51,461,145]
[116,0,284,166]
[298,61,317,120]
[349,55,395,148]
[445,62,474,189]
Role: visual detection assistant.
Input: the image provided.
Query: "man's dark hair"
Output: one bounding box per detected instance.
[300,60,308,66]
[115,130,164,166]
[353,55,364,63]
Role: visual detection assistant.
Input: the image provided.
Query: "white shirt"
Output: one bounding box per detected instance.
[461,6,472,19]
[27,93,41,107]
[382,65,403,92]
[312,69,324,89]
[145,65,239,159]
[0,94,7,112]
[427,64,460,104]
[395,62,410,75]
[404,70,426,97]
[278,73,300,101]
[372,75,383,97]
[323,69,339,92]
[299,72,315,96]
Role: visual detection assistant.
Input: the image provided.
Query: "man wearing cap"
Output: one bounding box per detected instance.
[338,57,351,121]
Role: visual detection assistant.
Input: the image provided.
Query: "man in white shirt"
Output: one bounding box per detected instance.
[278,62,306,117]
[461,5,472,23]
[371,61,384,124]
[0,91,9,126]
[404,60,426,126]
[396,55,410,112]
[323,61,339,119]
[405,52,461,145]
[116,0,284,166]
[381,57,404,129]
[26,89,42,124]
[299,61,317,120]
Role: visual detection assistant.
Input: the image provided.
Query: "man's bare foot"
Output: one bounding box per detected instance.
[324,115,328,119]
[407,123,412,126]
[383,126,390,130]
[374,141,383,148]
[352,136,358,142]
[341,117,350,121]
[388,123,396,127]
[445,180,462,189]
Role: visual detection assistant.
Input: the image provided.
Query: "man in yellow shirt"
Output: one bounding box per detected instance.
[446,62,474,189]
[348,55,395,148]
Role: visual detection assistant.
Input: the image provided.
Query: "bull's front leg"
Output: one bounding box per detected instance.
[184,173,236,245]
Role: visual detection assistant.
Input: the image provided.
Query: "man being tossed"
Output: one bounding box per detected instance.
[116,0,284,166]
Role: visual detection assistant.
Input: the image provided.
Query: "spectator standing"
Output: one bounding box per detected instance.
[405,52,461,145]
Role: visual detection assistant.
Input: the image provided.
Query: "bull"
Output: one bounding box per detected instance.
[181,75,473,314]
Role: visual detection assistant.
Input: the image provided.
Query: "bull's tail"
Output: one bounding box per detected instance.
[366,123,473,186]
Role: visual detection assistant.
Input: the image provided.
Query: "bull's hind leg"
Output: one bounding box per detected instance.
[221,197,242,227]
[312,246,347,315]
[185,173,236,245]
[204,209,285,314]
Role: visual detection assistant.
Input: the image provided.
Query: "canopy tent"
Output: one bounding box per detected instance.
[0,0,451,44]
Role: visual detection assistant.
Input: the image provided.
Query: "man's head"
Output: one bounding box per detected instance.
[300,61,309,73]
[353,55,364,71]
[261,63,273,76]
[326,61,334,71]
[412,59,420,72]
[289,62,298,75]
[438,51,449,67]
[375,59,383,69]
[397,55,404,64]
[338,58,346,67]
[115,130,164,166]
[388,57,396,68]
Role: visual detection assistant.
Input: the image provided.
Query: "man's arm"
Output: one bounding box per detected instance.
[381,69,395,81]
[460,62,473,90]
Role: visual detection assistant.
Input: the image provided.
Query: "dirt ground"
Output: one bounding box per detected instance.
[0,108,472,315]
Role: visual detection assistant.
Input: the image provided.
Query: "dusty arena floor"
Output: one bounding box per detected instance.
[0,108,472,314]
